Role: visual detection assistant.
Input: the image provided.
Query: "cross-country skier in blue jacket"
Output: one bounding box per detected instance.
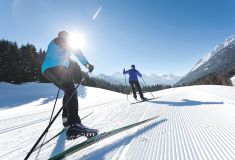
[42,31,98,140]
[123,65,147,101]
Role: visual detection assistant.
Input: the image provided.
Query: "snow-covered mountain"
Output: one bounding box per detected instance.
[92,72,181,86]
[0,83,235,159]
[175,35,235,86]
[142,73,182,86]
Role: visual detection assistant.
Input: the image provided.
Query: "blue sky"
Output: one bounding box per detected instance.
[1,0,235,76]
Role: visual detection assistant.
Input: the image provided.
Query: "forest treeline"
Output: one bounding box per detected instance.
[0,39,171,94]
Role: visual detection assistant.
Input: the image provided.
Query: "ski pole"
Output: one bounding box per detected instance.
[35,88,60,157]
[124,73,129,102]
[36,67,70,156]
[141,77,155,99]
[33,110,94,151]
[24,71,89,160]
[49,89,60,122]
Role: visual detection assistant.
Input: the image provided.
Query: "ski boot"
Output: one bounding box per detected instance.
[141,97,148,101]
[66,123,99,140]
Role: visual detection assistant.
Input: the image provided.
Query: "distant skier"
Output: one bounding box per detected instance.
[123,65,147,101]
[41,31,98,140]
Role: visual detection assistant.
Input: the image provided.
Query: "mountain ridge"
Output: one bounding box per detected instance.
[175,35,235,86]
[91,72,181,86]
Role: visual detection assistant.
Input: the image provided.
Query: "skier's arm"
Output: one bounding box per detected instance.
[74,49,94,72]
[74,49,89,66]
[136,70,142,77]
[123,69,130,74]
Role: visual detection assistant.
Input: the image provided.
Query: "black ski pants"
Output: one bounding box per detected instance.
[129,80,144,99]
[43,66,81,125]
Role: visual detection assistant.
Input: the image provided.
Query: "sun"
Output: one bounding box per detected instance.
[68,32,86,50]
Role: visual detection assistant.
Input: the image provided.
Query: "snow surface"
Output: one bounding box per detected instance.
[230,76,235,86]
[0,83,235,160]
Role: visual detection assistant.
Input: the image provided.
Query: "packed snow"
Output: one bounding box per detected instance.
[0,83,235,160]
[230,76,235,86]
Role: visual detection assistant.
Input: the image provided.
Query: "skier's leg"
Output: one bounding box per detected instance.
[129,81,137,99]
[43,67,81,125]
[61,78,81,125]
[63,81,98,139]
[43,67,98,140]
[62,95,69,127]
[62,95,68,117]
[134,81,146,100]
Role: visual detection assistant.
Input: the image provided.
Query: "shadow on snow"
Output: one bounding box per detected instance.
[0,83,87,109]
[50,130,66,157]
[78,119,167,160]
[149,99,223,107]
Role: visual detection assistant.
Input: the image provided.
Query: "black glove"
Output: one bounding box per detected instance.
[85,63,94,72]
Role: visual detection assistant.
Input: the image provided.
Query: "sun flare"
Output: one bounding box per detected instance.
[69,32,86,50]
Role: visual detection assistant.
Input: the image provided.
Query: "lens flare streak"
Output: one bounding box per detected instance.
[92,6,102,20]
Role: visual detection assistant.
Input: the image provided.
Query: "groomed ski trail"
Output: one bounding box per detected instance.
[0,84,235,160]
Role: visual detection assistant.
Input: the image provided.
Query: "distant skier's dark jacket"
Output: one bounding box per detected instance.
[123,69,142,81]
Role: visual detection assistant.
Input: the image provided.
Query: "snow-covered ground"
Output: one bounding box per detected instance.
[231,76,235,86]
[0,83,235,160]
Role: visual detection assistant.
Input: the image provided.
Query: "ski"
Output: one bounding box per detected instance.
[131,97,158,105]
[34,111,93,151]
[49,115,160,160]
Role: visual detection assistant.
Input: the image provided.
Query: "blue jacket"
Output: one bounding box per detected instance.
[123,68,142,81]
[41,38,89,73]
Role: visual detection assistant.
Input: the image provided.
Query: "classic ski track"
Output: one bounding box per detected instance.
[0,98,122,122]
[0,99,123,135]
[0,117,50,134]
[0,100,122,160]
[0,110,50,122]
[109,103,152,160]
[105,92,234,160]
[26,110,94,159]
[68,103,140,159]
[57,95,234,160]
[1,86,235,160]
[66,101,153,160]
[79,98,124,111]
[30,99,132,159]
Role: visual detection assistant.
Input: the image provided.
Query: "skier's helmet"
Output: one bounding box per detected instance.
[58,31,69,38]
[131,64,135,69]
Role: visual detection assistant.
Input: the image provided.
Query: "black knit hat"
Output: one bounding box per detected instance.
[58,31,69,38]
